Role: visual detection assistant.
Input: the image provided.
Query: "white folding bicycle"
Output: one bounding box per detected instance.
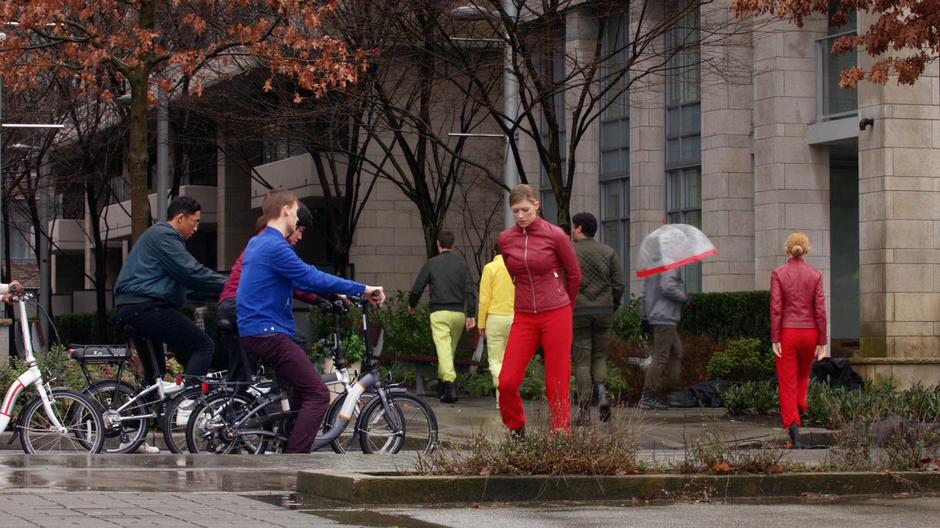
[0,291,105,453]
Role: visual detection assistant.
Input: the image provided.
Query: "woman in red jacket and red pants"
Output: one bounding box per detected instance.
[771,232,828,448]
[497,184,582,435]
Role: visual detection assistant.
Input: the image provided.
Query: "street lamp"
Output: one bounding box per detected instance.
[449,3,519,229]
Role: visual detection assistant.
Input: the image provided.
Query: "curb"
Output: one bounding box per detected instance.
[297,469,940,504]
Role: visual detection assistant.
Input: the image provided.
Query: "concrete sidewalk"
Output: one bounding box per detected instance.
[0,397,831,493]
[429,397,828,450]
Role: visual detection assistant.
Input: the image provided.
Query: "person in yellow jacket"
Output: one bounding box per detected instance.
[477,243,515,407]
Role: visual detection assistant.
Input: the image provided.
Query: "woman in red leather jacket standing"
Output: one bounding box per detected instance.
[497,184,582,435]
[771,232,828,448]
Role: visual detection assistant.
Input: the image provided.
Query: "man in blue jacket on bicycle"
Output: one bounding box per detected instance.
[237,189,385,453]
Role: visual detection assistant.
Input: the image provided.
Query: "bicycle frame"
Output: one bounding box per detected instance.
[0,295,66,435]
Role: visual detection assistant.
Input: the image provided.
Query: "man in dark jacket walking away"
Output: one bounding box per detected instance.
[115,196,227,393]
[571,212,625,425]
[409,231,477,403]
[641,268,688,410]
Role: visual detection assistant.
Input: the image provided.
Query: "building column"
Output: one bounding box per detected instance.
[857,16,940,361]
[216,128,259,270]
[564,7,600,218]
[700,1,755,292]
[752,17,830,298]
[628,3,667,294]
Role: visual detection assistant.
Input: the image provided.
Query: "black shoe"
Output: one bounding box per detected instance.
[639,396,669,411]
[440,381,459,404]
[788,424,802,449]
[509,426,526,441]
[575,400,591,427]
[596,384,611,423]
[435,379,445,398]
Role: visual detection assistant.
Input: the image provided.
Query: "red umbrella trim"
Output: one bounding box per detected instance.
[635,248,719,278]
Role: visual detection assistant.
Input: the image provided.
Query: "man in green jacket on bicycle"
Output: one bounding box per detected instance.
[115,196,227,393]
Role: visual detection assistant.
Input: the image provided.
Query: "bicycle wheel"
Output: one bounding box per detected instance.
[321,392,375,453]
[185,391,270,454]
[20,389,105,454]
[83,381,149,454]
[357,391,438,454]
[162,386,206,454]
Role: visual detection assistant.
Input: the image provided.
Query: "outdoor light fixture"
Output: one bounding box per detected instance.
[859,117,875,131]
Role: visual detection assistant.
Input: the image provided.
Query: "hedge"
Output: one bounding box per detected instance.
[54,303,220,346]
[678,290,771,345]
[611,290,771,345]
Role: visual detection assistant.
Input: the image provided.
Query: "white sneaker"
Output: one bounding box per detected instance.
[137,442,160,454]
[160,380,184,396]
[115,441,160,454]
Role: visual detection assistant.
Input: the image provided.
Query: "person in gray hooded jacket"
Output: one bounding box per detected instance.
[640,268,688,410]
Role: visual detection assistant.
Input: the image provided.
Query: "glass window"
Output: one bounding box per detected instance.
[599,12,631,282]
[7,200,35,261]
[665,167,703,292]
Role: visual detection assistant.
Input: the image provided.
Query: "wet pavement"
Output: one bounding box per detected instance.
[0,397,846,526]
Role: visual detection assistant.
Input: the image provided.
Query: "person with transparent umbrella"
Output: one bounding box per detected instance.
[636,224,717,410]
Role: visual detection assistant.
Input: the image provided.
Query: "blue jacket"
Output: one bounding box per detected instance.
[237,227,365,337]
[114,222,226,308]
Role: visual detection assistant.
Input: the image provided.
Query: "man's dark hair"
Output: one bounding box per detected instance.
[492,242,501,256]
[297,203,314,229]
[437,231,456,250]
[166,196,202,220]
[572,212,598,238]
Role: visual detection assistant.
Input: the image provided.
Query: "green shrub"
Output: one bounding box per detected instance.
[721,381,779,416]
[311,333,366,365]
[706,338,775,382]
[678,291,771,345]
[374,291,435,359]
[519,359,546,400]
[0,345,90,418]
[378,361,418,388]
[54,310,124,345]
[611,296,649,346]
[606,365,630,401]
[458,369,496,397]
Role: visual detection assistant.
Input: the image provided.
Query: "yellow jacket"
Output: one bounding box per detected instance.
[478,255,515,329]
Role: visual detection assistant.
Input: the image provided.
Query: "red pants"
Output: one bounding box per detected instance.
[498,305,573,432]
[776,328,818,429]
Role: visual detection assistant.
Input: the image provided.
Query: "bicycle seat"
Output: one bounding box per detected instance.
[217,318,236,334]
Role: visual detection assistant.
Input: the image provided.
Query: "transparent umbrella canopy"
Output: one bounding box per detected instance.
[636,224,718,278]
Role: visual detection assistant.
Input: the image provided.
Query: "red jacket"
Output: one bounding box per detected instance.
[770,258,827,345]
[498,217,582,314]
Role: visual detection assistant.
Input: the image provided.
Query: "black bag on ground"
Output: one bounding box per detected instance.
[811,357,863,390]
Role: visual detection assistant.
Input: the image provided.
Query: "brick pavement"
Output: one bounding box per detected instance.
[0,492,336,528]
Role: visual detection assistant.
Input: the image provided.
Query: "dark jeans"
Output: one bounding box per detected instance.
[642,325,684,400]
[117,301,215,385]
[241,333,329,453]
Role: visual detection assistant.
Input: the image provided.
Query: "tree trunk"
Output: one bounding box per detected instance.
[128,72,152,243]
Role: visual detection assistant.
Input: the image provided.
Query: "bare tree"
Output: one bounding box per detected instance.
[417,0,745,231]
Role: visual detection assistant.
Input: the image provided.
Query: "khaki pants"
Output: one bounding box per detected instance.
[484,314,514,395]
[642,325,684,400]
[572,314,612,402]
[430,310,466,382]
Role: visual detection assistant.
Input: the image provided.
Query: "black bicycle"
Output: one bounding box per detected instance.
[185,296,438,454]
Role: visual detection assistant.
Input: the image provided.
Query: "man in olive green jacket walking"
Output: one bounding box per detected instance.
[571,212,625,425]
[409,231,477,403]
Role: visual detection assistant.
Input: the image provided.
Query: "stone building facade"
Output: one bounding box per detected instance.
[31,1,940,383]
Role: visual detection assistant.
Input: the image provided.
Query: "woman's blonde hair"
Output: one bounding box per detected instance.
[508,184,539,206]
[786,232,811,258]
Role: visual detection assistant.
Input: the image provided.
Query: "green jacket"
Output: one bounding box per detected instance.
[573,238,626,316]
[409,251,477,317]
[115,221,226,308]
